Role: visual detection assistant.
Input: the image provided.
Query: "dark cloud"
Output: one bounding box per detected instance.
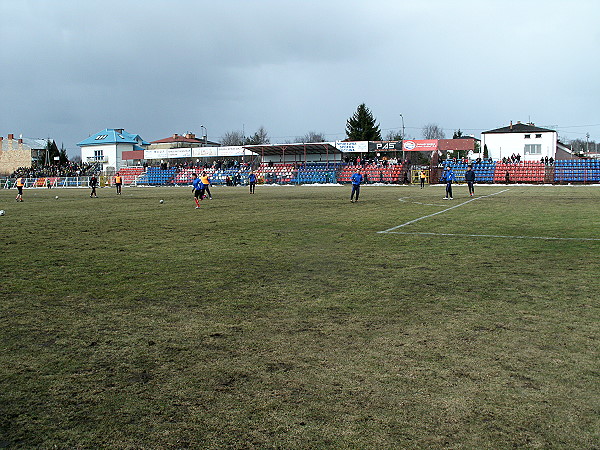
[1,0,598,156]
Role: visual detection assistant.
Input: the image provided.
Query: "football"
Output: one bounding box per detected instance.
[0,210,5,216]
[159,199,164,204]
[55,196,59,199]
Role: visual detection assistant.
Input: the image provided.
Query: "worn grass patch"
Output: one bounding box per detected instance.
[1,184,599,448]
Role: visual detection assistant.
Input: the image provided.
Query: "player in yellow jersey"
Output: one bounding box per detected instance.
[200,171,212,199]
[15,176,25,202]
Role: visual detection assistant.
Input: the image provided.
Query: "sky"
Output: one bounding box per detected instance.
[1,0,599,157]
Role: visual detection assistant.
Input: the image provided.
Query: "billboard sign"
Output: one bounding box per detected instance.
[144,149,168,159]
[402,140,438,151]
[167,148,191,158]
[369,141,403,152]
[335,141,369,153]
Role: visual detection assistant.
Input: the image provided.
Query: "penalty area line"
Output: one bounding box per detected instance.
[378,231,600,242]
[379,189,509,234]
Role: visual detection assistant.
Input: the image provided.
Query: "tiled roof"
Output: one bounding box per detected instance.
[151,134,204,144]
[482,123,555,134]
[77,129,150,146]
[0,137,49,151]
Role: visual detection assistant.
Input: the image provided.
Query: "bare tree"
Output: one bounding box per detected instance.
[221,130,246,146]
[385,130,403,141]
[295,131,326,143]
[245,126,270,145]
[422,123,445,140]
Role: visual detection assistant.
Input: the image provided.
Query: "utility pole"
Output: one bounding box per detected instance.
[201,125,207,146]
[586,133,590,154]
[400,114,405,162]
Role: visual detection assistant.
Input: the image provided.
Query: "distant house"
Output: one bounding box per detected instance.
[481,122,574,161]
[0,134,55,175]
[77,129,149,172]
[127,132,222,166]
[149,132,220,150]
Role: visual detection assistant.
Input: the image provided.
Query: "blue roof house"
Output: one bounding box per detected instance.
[77,128,149,172]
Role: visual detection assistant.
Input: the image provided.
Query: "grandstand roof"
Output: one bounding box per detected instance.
[243,142,340,156]
[77,129,150,147]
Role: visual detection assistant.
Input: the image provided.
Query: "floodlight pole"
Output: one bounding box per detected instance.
[400,114,405,162]
[201,125,207,145]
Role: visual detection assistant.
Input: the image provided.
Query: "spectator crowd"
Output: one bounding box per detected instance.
[11,162,99,178]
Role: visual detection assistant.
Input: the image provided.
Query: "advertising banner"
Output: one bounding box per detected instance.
[192,147,217,157]
[402,140,439,151]
[369,141,403,152]
[144,149,168,159]
[217,146,254,157]
[167,148,191,158]
[335,141,369,153]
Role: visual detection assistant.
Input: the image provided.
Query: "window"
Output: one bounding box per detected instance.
[535,134,542,138]
[524,144,541,155]
[524,134,531,139]
[94,149,104,161]
[95,134,108,140]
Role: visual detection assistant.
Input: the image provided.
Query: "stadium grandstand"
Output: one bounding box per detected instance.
[4,137,600,188]
[6,159,600,189]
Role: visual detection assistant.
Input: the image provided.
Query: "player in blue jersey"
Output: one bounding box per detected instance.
[441,166,455,200]
[464,164,476,196]
[248,171,257,194]
[350,168,363,203]
[192,173,204,208]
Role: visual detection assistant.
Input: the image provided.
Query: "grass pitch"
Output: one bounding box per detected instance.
[1,184,599,448]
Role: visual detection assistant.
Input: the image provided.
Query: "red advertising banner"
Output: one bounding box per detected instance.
[402,140,439,151]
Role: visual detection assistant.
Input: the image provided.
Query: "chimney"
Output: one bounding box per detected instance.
[172,134,179,139]
[517,121,521,124]
[510,121,513,130]
[18,139,23,144]
[8,133,14,140]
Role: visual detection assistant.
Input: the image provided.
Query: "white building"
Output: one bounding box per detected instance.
[481,122,572,161]
[77,128,149,173]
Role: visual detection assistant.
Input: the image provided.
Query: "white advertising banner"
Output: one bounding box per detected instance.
[167,148,191,158]
[218,146,254,157]
[191,146,256,157]
[144,149,168,159]
[335,141,369,153]
[192,147,218,157]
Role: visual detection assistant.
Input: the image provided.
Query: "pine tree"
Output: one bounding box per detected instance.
[345,103,382,141]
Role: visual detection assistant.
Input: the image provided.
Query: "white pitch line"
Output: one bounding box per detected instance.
[382,231,600,242]
[379,189,509,234]
[398,197,446,207]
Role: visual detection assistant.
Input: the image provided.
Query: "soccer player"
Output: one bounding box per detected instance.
[442,166,455,200]
[465,164,475,196]
[15,175,24,202]
[350,168,363,203]
[200,171,212,199]
[419,170,426,189]
[114,174,123,195]
[89,175,98,198]
[248,171,257,194]
[192,173,203,208]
